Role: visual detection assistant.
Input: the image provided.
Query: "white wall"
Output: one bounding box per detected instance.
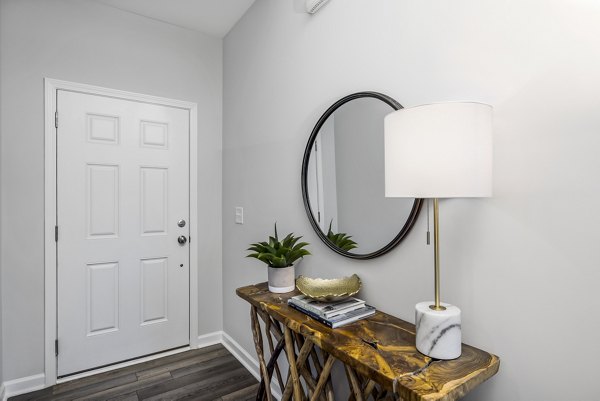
[223,1,600,400]
[0,0,223,381]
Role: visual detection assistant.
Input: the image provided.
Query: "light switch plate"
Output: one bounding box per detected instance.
[235,207,244,224]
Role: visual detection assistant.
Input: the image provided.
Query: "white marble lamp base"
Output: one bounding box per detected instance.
[415,302,462,360]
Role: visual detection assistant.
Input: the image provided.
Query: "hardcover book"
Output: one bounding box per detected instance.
[289,295,366,318]
[288,301,376,328]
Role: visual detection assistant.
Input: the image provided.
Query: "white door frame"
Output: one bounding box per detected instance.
[44,78,199,386]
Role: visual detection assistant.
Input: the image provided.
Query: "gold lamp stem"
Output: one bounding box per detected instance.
[431,198,446,311]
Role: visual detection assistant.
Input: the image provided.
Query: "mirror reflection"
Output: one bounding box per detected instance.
[303,93,421,258]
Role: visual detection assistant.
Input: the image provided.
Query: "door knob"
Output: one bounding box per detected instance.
[177,235,188,245]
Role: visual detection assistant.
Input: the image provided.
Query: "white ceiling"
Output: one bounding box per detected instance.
[92,0,256,38]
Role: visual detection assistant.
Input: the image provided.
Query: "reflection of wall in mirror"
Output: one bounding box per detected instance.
[307,116,339,232]
[320,116,339,232]
[333,99,413,252]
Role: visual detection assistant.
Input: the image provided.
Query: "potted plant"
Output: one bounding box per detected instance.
[326,220,358,251]
[247,223,311,293]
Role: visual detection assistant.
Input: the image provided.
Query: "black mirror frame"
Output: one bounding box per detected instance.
[301,91,423,259]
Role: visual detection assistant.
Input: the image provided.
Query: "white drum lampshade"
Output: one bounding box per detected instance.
[385,102,492,199]
[384,102,493,360]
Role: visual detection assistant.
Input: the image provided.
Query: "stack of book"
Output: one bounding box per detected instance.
[288,295,376,328]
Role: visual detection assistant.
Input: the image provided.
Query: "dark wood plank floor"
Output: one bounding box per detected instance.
[9,344,259,401]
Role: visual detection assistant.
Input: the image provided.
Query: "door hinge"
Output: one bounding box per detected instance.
[55,111,58,129]
[55,339,59,356]
[55,225,58,242]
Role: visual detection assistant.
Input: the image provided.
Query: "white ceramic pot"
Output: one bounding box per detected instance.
[268,265,295,293]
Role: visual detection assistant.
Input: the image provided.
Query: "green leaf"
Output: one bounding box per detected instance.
[245,223,311,267]
[326,221,358,251]
[292,242,310,251]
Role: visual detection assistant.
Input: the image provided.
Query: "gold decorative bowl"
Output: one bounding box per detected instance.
[295,274,362,301]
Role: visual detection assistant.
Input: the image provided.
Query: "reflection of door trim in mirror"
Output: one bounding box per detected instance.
[301,91,423,259]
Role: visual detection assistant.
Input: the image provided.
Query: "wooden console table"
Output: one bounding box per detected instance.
[237,283,499,401]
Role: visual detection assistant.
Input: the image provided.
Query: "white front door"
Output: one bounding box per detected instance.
[56,90,190,377]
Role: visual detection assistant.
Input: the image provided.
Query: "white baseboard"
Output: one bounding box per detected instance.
[2,373,45,401]
[220,332,260,380]
[220,331,282,400]
[196,331,224,348]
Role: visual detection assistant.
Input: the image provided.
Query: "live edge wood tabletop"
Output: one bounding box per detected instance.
[237,283,499,401]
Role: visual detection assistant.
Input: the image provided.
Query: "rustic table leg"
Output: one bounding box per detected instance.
[344,366,364,401]
[251,306,274,401]
[256,337,285,401]
[295,333,330,401]
[301,346,333,401]
[310,354,335,401]
[304,347,330,401]
[263,312,284,340]
[293,333,314,400]
[362,379,376,400]
[308,348,322,378]
[318,350,335,401]
[281,336,314,401]
[258,309,285,393]
[284,326,306,401]
[299,366,316,400]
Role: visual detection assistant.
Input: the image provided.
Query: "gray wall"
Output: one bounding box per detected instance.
[0,3,4,387]
[223,1,600,400]
[318,116,338,233]
[0,0,223,381]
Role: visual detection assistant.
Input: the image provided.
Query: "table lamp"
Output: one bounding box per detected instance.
[384,102,492,360]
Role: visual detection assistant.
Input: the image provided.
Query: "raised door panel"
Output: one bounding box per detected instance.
[87,164,119,238]
[140,121,168,149]
[140,167,168,236]
[140,258,168,325]
[87,262,119,335]
[87,114,120,144]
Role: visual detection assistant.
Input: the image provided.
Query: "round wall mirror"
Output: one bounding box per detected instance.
[301,92,423,259]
